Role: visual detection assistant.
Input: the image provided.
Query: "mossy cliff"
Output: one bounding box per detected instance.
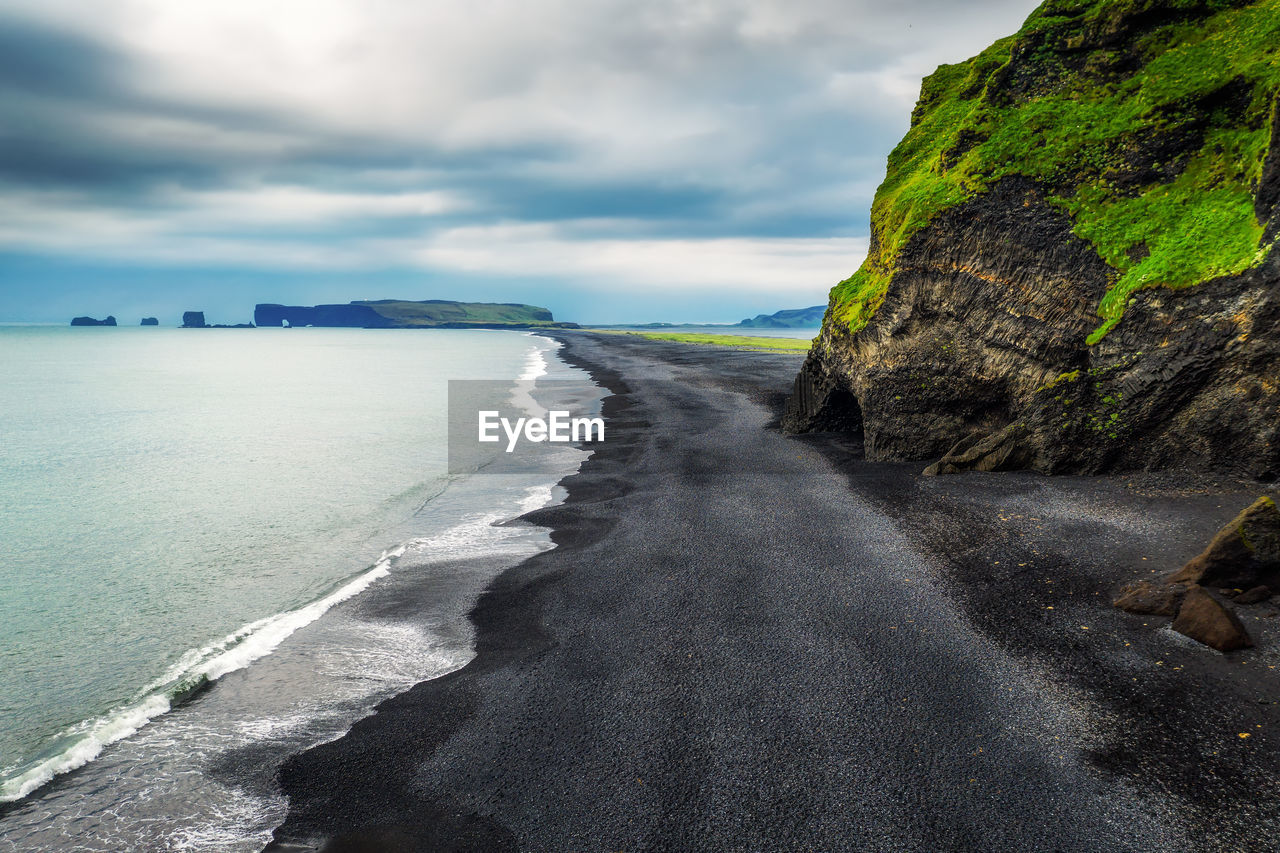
[785,0,1280,478]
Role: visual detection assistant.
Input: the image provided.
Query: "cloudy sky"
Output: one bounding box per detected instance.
[0,0,1039,324]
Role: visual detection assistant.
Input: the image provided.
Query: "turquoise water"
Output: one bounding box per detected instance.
[0,326,590,847]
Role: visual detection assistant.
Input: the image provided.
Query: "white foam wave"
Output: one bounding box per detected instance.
[231,710,321,741]
[0,693,172,803]
[510,338,552,418]
[0,553,399,804]
[167,785,282,852]
[407,512,520,562]
[519,481,556,514]
[404,483,558,564]
[518,335,552,381]
[2,470,566,808]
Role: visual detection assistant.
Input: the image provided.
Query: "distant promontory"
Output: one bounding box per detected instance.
[254,300,576,329]
[70,316,116,326]
[735,306,824,329]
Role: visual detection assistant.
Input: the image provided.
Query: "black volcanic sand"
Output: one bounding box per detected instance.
[267,332,1280,853]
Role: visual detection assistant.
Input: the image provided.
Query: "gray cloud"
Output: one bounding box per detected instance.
[0,0,1042,319]
[0,13,123,99]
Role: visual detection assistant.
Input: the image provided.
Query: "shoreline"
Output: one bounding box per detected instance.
[266,331,644,852]
[267,331,1280,852]
[0,330,592,851]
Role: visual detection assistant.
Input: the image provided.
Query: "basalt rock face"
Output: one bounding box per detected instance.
[791,177,1114,464]
[785,0,1280,480]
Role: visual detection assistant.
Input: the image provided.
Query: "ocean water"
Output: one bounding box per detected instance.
[0,326,597,851]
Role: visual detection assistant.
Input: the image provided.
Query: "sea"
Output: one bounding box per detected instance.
[0,325,600,851]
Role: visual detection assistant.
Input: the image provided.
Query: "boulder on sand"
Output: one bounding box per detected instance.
[1235,585,1273,605]
[1169,497,1280,589]
[1113,580,1189,617]
[1112,496,1277,652]
[1171,586,1254,652]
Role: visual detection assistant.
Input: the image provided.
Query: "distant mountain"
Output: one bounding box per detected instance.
[585,306,825,331]
[734,306,825,329]
[254,300,577,329]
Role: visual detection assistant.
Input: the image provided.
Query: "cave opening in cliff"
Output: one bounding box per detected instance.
[811,387,864,438]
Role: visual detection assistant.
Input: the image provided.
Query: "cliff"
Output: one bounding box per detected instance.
[254,300,574,329]
[785,0,1280,481]
[70,316,116,326]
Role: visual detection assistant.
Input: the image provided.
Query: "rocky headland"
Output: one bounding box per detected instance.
[70,316,116,326]
[254,299,577,329]
[785,0,1280,482]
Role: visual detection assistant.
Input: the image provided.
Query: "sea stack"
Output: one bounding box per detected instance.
[70,316,117,326]
[140,317,159,326]
[181,311,208,328]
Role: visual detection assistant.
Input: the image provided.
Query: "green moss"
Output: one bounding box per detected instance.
[1033,355,1139,441]
[832,0,1280,339]
[1037,369,1081,392]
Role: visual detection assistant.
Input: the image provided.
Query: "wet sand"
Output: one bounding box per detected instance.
[266,331,1280,852]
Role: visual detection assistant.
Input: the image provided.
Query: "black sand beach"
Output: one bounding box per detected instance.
[267,332,1280,852]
